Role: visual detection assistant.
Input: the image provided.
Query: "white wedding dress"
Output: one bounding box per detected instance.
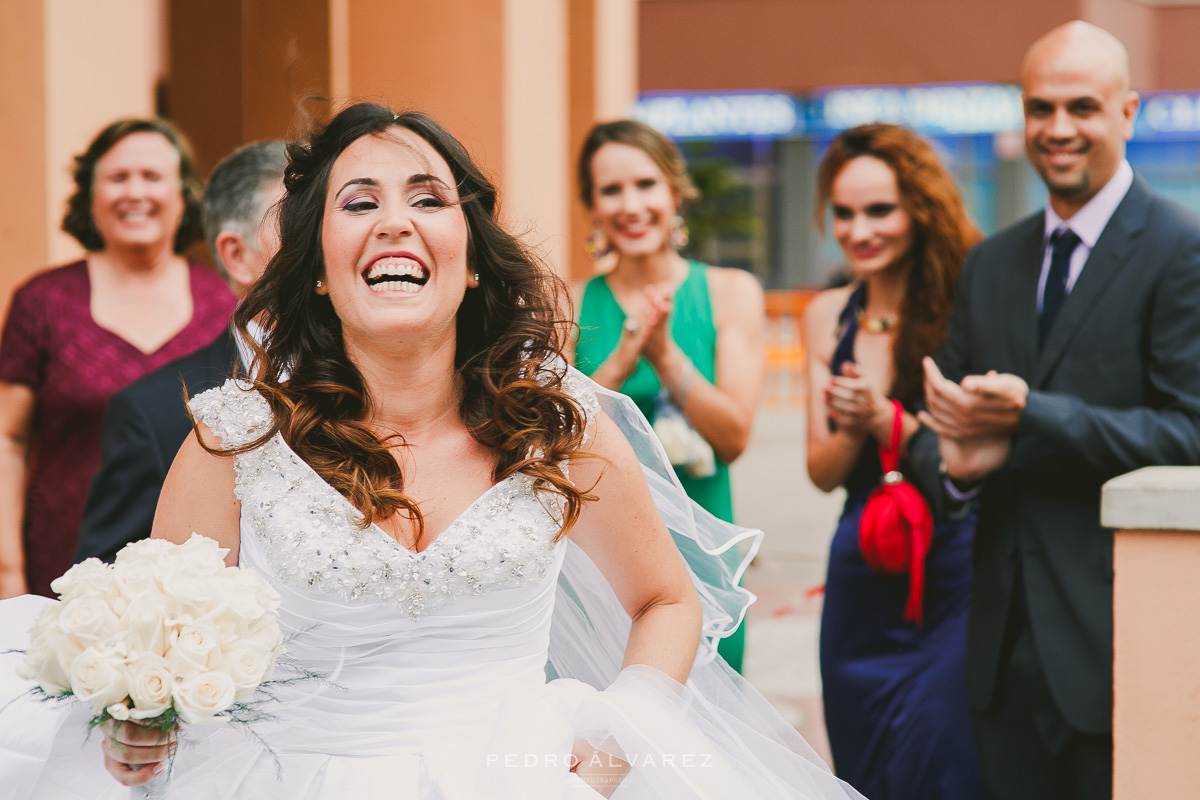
[0,369,862,799]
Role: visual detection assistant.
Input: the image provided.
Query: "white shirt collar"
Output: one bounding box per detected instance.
[1043,159,1134,248]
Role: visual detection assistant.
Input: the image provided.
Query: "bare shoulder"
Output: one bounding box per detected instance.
[705,266,764,324]
[804,285,854,362]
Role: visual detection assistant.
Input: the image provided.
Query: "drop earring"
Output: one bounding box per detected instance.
[584,229,611,261]
[669,215,690,250]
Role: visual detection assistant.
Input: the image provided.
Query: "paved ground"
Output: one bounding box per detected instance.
[731,408,844,766]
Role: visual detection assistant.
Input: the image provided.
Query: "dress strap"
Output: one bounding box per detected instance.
[186,379,275,448]
[830,282,866,380]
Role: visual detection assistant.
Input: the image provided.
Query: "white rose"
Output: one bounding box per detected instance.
[224,569,280,622]
[120,593,170,656]
[107,702,131,721]
[114,537,175,568]
[246,614,284,655]
[31,629,85,696]
[219,641,275,700]
[69,647,129,715]
[57,596,122,646]
[172,671,236,724]
[125,653,175,720]
[160,566,217,617]
[166,623,223,674]
[111,558,160,602]
[49,559,113,601]
[170,534,230,577]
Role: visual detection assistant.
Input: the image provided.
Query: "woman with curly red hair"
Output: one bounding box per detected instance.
[805,124,988,799]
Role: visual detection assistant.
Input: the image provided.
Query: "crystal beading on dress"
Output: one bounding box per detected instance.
[187,369,600,621]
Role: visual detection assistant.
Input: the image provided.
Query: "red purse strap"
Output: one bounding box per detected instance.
[878,399,903,474]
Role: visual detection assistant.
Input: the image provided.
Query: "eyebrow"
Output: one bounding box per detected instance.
[334,174,453,199]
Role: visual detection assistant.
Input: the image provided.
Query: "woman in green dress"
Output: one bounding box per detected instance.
[572,120,766,672]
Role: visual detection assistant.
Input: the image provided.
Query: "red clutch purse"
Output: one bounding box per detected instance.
[858,399,934,626]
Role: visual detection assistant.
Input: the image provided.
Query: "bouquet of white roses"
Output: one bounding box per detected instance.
[17,533,284,732]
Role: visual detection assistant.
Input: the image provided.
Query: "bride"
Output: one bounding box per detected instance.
[0,104,860,799]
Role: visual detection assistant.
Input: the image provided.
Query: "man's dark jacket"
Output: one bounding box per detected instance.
[75,330,240,564]
[908,175,1200,734]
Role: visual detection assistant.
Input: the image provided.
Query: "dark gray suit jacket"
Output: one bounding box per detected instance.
[74,329,241,564]
[909,175,1200,734]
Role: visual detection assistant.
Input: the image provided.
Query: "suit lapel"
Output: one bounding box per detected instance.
[1033,177,1152,387]
[1007,216,1045,381]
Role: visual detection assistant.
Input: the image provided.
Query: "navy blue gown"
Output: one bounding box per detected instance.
[819,285,988,799]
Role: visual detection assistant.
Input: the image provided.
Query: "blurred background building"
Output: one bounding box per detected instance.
[3,0,1198,295]
[640,0,1200,289]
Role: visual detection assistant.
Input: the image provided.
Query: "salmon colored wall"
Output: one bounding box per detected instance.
[0,0,158,311]
[1083,0,1157,87]
[344,1,506,178]
[639,0,1078,91]
[639,0,1199,93]
[503,0,570,271]
[1155,6,1200,90]
[43,0,159,265]
[0,5,49,314]
[567,0,639,282]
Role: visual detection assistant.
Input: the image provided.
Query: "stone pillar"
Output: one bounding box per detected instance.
[1101,466,1200,799]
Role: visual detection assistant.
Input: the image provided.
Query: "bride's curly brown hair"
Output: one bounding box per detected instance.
[214,103,593,545]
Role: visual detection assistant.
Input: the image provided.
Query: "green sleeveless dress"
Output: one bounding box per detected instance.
[575,261,746,671]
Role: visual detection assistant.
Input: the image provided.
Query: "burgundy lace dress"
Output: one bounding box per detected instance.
[0,260,236,596]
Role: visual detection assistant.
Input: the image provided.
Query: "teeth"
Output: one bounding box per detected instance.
[368,279,422,294]
[366,258,425,281]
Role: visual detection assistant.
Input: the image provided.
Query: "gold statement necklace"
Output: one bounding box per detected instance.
[855,307,898,333]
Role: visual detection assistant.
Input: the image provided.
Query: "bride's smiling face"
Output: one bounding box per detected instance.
[319,129,475,349]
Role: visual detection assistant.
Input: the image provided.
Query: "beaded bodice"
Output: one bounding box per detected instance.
[188,372,598,620]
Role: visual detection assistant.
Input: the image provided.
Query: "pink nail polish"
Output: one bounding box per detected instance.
[152,763,164,776]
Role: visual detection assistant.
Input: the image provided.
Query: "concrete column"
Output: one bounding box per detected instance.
[775,138,820,289]
[1101,466,1200,799]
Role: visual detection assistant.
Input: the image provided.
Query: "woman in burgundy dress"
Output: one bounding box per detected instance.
[0,119,236,598]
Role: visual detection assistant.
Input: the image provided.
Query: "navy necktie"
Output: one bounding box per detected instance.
[1039,228,1080,349]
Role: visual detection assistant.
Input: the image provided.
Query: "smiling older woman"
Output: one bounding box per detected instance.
[0,119,235,599]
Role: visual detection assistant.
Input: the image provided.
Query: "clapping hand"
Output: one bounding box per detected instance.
[921,358,1028,439]
[637,285,674,367]
[919,358,1017,483]
[825,362,890,439]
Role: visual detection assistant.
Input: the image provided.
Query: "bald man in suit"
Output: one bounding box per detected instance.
[913,22,1200,800]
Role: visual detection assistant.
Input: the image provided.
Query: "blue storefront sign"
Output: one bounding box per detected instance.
[809,83,1024,136]
[637,86,1200,144]
[1137,92,1200,141]
[633,91,805,140]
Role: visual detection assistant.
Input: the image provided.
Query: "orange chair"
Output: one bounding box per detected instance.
[762,290,817,408]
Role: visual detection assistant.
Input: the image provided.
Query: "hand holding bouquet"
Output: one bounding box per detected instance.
[16,533,284,792]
